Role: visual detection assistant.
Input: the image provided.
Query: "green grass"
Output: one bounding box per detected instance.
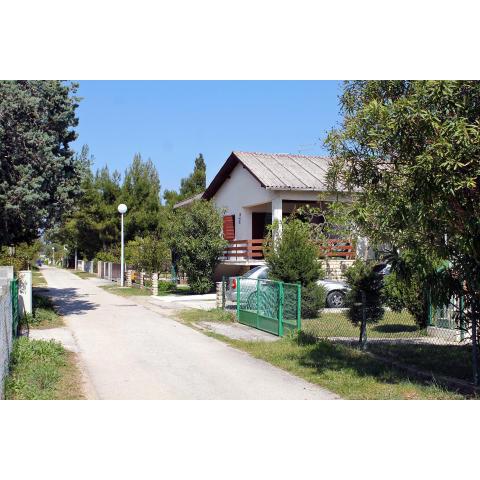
[100,282,192,298]
[204,332,464,399]
[4,338,84,400]
[32,269,47,287]
[100,284,152,296]
[27,292,64,329]
[72,270,97,279]
[367,342,474,383]
[177,308,236,324]
[303,310,427,339]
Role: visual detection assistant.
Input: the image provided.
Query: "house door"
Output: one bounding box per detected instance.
[252,212,272,239]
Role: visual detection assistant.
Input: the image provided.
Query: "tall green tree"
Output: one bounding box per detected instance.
[326,80,480,382]
[0,81,85,246]
[121,153,161,240]
[163,153,206,206]
[167,200,226,294]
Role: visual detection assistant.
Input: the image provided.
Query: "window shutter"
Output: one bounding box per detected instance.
[223,215,235,241]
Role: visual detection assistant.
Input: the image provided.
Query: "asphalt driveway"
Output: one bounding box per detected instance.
[39,267,338,400]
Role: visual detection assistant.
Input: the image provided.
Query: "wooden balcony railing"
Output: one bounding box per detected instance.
[318,238,356,259]
[222,239,266,260]
[221,238,355,261]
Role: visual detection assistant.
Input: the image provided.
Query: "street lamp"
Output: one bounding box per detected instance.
[118,203,128,287]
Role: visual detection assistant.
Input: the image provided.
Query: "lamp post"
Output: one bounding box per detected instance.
[118,203,128,287]
[52,246,55,265]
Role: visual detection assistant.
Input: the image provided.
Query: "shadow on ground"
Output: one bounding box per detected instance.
[296,332,474,394]
[38,287,99,316]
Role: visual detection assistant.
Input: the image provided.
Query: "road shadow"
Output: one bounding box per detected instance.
[37,286,99,316]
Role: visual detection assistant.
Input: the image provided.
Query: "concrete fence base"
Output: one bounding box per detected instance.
[18,270,32,316]
[216,282,223,308]
[152,273,158,296]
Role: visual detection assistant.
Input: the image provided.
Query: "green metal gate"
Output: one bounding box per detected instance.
[236,277,301,336]
[10,278,19,338]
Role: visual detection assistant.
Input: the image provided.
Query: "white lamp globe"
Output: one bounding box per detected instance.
[118,204,128,214]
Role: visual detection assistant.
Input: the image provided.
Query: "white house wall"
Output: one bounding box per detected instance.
[212,162,354,241]
[212,163,275,239]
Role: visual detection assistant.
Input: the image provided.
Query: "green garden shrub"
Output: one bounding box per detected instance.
[345,260,384,327]
[301,283,327,319]
[265,219,325,319]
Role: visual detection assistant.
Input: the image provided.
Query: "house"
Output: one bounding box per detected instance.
[176,151,371,280]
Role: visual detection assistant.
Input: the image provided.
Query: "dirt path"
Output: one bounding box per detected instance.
[39,267,338,400]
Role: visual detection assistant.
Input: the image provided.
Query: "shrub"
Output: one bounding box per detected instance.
[167,200,227,294]
[158,280,176,293]
[265,219,323,285]
[301,283,327,319]
[345,260,384,330]
[265,219,325,319]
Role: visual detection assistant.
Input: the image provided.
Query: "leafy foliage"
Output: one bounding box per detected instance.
[326,80,480,350]
[0,240,42,271]
[52,150,163,261]
[163,153,206,206]
[125,235,171,274]
[167,200,226,294]
[0,81,85,246]
[265,219,323,286]
[344,260,384,326]
[265,218,325,318]
[301,283,327,319]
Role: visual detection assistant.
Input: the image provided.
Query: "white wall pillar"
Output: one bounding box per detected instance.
[272,196,283,241]
[18,270,32,316]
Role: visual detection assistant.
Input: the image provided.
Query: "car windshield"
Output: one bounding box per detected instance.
[242,266,268,279]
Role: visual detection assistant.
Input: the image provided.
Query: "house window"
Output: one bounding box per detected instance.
[223,215,235,241]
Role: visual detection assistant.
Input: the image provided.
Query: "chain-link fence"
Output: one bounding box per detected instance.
[302,294,478,385]
[0,283,14,399]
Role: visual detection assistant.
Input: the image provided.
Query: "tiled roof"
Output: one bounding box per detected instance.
[232,151,331,190]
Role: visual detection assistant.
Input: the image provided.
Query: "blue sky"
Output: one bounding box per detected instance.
[73,81,343,193]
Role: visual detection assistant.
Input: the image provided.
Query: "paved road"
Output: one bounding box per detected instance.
[39,267,338,400]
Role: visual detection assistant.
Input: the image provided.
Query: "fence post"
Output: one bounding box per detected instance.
[216,282,222,308]
[126,269,132,287]
[140,271,145,289]
[297,283,301,332]
[152,272,159,296]
[359,290,367,349]
[236,277,240,320]
[222,276,226,310]
[278,281,284,337]
[18,270,32,316]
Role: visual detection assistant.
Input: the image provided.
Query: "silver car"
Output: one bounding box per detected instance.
[227,265,350,308]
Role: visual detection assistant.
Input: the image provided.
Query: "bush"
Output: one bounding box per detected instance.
[265,219,323,285]
[167,200,227,294]
[345,260,384,326]
[265,218,325,319]
[158,280,176,293]
[301,283,326,319]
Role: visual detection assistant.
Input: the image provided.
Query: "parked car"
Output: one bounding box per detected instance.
[227,265,350,308]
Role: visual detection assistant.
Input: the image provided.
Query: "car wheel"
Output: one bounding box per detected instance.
[326,291,346,308]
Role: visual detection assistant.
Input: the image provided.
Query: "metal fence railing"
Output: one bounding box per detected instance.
[236,277,301,337]
[0,280,16,398]
[301,292,479,386]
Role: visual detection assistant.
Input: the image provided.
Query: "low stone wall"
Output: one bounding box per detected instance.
[320,259,355,280]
